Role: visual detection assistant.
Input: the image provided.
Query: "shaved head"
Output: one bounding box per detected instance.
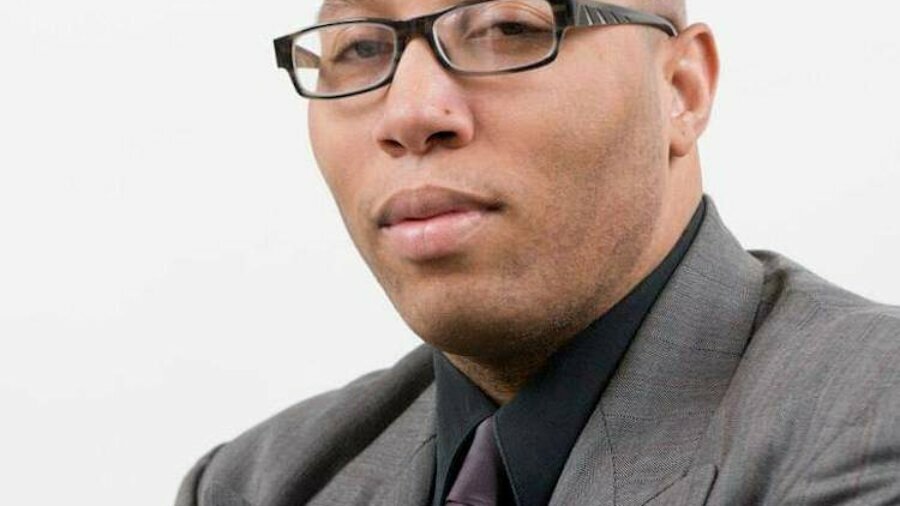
[635,0,687,29]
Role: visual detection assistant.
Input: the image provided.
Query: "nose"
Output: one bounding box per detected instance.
[371,39,475,158]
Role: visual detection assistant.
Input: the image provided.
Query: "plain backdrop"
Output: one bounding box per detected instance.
[0,0,898,504]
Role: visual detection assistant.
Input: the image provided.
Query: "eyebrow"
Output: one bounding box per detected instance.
[317,0,368,22]
[316,0,468,23]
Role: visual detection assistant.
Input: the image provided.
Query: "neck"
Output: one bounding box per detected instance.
[441,279,634,405]
[442,347,556,405]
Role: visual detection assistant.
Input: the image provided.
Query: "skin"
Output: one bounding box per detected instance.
[309,0,717,404]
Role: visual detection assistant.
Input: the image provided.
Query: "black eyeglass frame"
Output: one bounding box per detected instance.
[273,0,678,99]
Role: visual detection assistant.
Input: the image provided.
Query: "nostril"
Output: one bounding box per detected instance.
[378,138,405,157]
[378,132,457,157]
[428,131,457,144]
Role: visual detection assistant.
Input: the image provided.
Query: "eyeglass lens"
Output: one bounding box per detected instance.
[292,0,556,97]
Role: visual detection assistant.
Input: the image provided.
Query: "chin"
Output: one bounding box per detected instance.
[396,292,584,360]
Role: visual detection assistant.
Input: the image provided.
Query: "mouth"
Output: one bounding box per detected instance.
[376,185,503,262]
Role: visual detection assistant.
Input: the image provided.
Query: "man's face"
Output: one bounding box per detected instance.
[309,0,672,359]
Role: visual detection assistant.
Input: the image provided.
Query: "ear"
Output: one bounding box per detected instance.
[663,23,719,159]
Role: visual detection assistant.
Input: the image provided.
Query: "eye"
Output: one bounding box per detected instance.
[494,21,532,36]
[333,39,393,62]
[463,8,553,40]
[320,24,396,65]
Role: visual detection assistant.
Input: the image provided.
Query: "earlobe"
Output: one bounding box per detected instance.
[666,24,719,159]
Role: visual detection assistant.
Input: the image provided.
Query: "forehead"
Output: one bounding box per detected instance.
[316,0,534,22]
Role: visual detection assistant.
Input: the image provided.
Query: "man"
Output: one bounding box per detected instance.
[176,0,900,504]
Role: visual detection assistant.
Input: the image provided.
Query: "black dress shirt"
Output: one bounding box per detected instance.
[431,199,707,506]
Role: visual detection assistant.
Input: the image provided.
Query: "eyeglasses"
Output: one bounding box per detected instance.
[273,0,677,100]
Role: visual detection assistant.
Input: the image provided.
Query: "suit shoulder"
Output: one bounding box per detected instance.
[751,248,900,339]
[740,248,900,402]
[737,251,900,503]
[703,251,900,503]
[178,345,435,505]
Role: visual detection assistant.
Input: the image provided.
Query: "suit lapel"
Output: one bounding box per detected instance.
[548,400,616,506]
[372,437,437,506]
[552,196,764,506]
[371,385,438,506]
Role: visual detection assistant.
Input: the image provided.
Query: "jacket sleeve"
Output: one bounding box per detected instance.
[174,444,226,506]
[779,332,900,505]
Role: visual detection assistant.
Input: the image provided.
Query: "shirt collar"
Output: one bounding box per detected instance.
[433,198,707,506]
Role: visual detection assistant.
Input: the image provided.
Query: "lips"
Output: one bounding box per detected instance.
[376,185,503,261]
[377,185,502,229]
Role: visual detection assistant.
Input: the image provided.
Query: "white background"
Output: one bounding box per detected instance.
[1,1,898,504]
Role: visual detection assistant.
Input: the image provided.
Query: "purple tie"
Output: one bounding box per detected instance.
[445,416,505,506]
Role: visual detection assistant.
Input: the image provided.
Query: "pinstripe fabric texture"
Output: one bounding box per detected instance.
[176,195,900,506]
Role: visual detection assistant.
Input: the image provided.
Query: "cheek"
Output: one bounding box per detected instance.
[488,85,643,221]
[309,105,379,238]
[482,62,664,284]
[310,106,354,196]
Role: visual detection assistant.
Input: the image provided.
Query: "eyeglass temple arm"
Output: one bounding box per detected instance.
[572,1,678,36]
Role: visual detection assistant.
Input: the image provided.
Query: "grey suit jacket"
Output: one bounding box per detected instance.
[176,196,900,506]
